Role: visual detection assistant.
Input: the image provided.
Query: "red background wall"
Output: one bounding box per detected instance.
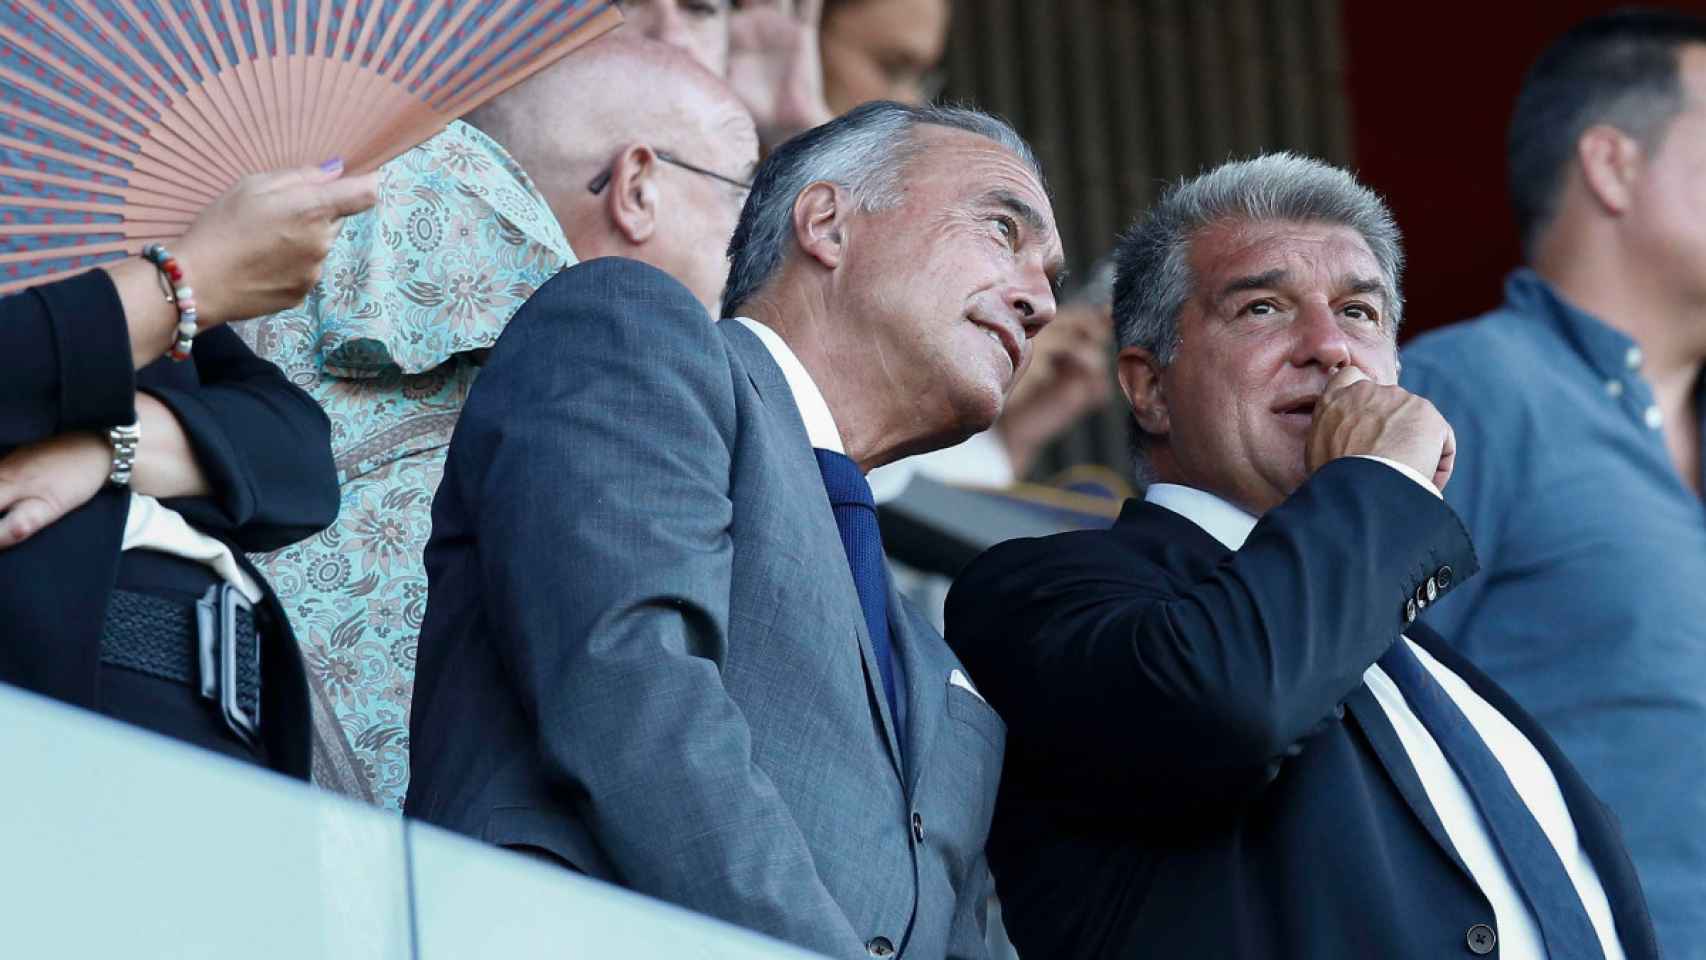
[1341,0,1706,340]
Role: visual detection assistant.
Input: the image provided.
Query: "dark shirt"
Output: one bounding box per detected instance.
[1402,268,1706,957]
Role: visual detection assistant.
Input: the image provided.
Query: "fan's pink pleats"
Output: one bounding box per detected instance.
[359,4,625,171]
[316,0,423,167]
[313,0,383,165]
[419,0,564,109]
[0,218,186,240]
[439,3,623,116]
[0,238,149,266]
[391,0,485,92]
[0,194,194,221]
[344,82,431,173]
[0,219,169,236]
[0,132,205,203]
[2,0,623,293]
[81,0,254,182]
[186,0,278,170]
[260,0,290,167]
[0,165,190,211]
[20,0,248,185]
[302,0,346,164]
[1,96,220,201]
[0,27,230,198]
[233,0,269,158]
[280,0,302,164]
[0,223,115,237]
[147,0,277,176]
[428,4,558,111]
[115,0,264,176]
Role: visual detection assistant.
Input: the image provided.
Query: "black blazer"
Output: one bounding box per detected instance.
[945,457,1659,960]
[0,270,338,776]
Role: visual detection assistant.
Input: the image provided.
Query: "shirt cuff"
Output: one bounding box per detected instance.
[1353,455,1441,499]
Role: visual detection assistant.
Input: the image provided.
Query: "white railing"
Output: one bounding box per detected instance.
[0,682,823,959]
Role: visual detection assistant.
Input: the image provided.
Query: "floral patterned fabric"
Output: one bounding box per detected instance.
[236,121,573,809]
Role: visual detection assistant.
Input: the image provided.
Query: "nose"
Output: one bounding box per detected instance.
[1288,299,1350,371]
[1009,272,1058,339]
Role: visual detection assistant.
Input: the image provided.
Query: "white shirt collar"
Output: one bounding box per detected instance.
[731,317,844,454]
[1143,483,1257,550]
[1144,457,1439,552]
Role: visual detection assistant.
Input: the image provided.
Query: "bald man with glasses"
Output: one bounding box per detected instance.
[466,33,759,314]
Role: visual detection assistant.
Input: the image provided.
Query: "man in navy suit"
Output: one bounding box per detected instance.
[407,101,1063,958]
[945,154,1659,959]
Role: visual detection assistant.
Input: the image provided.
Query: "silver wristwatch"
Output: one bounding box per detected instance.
[107,421,141,487]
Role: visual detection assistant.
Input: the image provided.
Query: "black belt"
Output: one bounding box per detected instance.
[100,584,262,749]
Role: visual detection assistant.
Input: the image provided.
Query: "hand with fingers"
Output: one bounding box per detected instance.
[108,161,381,368]
[0,432,109,550]
[727,0,835,149]
[1306,365,1457,493]
[173,161,382,328]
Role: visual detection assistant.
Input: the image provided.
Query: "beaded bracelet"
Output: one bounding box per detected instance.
[141,243,197,361]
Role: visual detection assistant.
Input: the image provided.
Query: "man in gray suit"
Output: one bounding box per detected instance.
[405,100,1062,959]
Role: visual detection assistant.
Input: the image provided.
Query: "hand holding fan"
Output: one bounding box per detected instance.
[0,0,622,293]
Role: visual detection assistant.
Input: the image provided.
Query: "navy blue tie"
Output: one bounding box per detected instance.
[813,449,901,731]
[1377,639,1604,959]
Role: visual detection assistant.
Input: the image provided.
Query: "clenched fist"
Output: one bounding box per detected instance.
[1307,365,1456,492]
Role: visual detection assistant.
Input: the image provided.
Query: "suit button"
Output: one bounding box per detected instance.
[1436,565,1454,589]
[867,936,896,957]
[1466,923,1496,955]
[1414,583,1428,609]
[911,811,925,843]
[1425,576,1439,602]
[1404,598,1418,624]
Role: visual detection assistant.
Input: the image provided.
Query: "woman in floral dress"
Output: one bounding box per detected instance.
[238,121,573,807]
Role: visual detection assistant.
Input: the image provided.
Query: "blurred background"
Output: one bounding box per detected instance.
[940,0,1706,478]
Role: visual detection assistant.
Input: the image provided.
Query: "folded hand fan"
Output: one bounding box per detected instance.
[0,0,621,293]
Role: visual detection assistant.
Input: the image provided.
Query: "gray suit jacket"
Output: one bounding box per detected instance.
[406,257,1004,959]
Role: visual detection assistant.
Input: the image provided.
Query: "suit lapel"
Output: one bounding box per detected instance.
[1343,683,1479,886]
[1408,626,1661,959]
[718,320,907,778]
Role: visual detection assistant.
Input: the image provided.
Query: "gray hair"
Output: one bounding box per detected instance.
[720,100,1041,317]
[1111,152,1405,481]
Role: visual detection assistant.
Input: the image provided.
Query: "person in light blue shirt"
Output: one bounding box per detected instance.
[1402,11,1706,957]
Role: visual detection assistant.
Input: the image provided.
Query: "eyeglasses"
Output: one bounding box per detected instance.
[586,149,752,195]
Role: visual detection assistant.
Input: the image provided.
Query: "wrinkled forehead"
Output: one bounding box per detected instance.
[1189,219,1386,298]
[904,128,1056,222]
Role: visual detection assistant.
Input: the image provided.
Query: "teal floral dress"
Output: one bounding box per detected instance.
[237,121,573,808]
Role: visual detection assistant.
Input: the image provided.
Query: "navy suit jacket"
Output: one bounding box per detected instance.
[406,258,1003,959]
[0,270,336,776]
[945,458,1659,959]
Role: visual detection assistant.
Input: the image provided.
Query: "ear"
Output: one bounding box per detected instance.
[606,144,661,245]
[791,181,846,270]
[1117,345,1170,437]
[1576,124,1642,217]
